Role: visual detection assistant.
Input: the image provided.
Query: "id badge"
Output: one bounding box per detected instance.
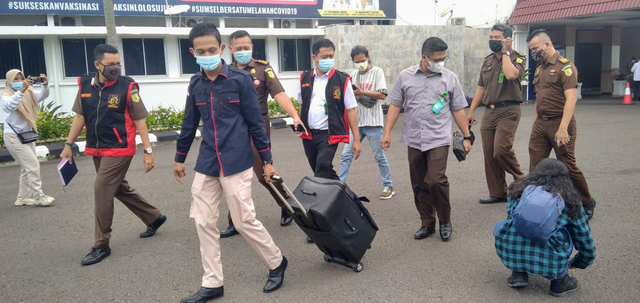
[498,72,504,84]
[324,103,328,115]
[431,100,444,114]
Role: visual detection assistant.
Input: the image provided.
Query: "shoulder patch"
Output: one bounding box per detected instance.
[562,65,573,77]
[515,57,524,64]
[559,57,570,64]
[256,59,269,65]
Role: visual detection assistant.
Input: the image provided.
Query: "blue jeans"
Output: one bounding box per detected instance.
[339,126,392,187]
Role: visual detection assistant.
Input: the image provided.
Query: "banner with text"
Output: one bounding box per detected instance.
[1,0,396,19]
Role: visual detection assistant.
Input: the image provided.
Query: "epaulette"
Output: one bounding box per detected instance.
[559,57,570,64]
[515,50,525,57]
[485,53,493,59]
[256,59,269,65]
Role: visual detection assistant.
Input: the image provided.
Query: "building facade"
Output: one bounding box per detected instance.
[0,0,396,115]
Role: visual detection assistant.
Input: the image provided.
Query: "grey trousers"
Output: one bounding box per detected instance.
[4,133,44,199]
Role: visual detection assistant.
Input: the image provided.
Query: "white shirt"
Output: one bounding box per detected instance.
[351,65,387,127]
[2,85,49,134]
[298,68,357,130]
[632,61,640,81]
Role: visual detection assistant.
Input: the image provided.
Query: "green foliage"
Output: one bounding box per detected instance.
[268,97,300,118]
[145,105,186,132]
[36,100,75,142]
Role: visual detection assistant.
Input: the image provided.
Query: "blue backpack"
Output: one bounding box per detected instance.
[512,185,565,242]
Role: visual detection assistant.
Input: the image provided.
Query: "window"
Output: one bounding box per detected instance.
[122,38,166,76]
[251,39,267,61]
[0,39,46,79]
[61,38,105,78]
[278,39,311,72]
[179,39,200,75]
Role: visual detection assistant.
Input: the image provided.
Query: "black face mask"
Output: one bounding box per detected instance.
[98,63,121,81]
[489,40,504,53]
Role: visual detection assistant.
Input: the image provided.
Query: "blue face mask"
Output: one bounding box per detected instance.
[11,82,24,91]
[234,50,252,65]
[196,54,221,71]
[318,59,335,73]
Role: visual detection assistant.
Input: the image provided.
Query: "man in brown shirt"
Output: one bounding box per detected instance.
[220,30,305,238]
[60,44,166,266]
[527,29,596,220]
[467,24,526,204]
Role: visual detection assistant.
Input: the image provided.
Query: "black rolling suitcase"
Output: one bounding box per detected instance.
[269,176,378,272]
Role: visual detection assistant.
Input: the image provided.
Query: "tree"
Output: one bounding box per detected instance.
[103,0,118,48]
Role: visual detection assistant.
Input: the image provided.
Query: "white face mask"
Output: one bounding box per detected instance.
[428,60,445,73]
[354,61,368,72]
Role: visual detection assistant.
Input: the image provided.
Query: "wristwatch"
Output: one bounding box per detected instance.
[263,159,273,165]
[502,51,511,56]
[144,147,153,154]
[463,136,473,142]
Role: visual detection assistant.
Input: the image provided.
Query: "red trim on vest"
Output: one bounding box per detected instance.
[77,77,81,87]
[176,151,187,156]
[329,134,349,144]
[299,132,313,140]
[342,76,352,140]
[113,127,123,143]
[195,103,206,106]
[327,67,336,79]
[257,147,270,153]
[228,100,240,103]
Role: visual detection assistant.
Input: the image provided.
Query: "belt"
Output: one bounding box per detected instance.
[309,129,328,134]
[538,115,563,121]
[487,101,520,109]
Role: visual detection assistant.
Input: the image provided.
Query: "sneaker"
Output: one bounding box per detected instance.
[379,186,395,200]
[14,197,36,206]
[508,271,529,288]
[33,194,55,206]
[550,275,578,297]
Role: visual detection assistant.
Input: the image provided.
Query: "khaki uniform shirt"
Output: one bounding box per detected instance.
[233,58,285,115]
[477,51,527,105]
[533,52,578,117]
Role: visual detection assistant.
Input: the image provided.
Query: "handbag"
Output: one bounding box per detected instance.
[6,122,39,144]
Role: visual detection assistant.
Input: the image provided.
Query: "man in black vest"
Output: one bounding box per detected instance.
[60,44,166,266]
[297,38,361,181]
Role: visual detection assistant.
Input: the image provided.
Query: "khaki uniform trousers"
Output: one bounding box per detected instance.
[191,168,283,288]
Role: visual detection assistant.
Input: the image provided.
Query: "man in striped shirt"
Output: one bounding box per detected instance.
[339,45,394,199]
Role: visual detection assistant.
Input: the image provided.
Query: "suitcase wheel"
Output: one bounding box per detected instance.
[353,263,363,272]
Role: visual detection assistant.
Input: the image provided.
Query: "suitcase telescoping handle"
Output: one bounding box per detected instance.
[267,175,308,217]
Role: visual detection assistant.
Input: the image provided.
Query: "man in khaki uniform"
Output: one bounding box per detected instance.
[527,29,596,220]
[220,30,305,238]
[468,24,526,204]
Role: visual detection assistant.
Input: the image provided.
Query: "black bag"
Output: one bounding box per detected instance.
[6,122,39,144]
[270,176,377,272]
[452,126,475,162]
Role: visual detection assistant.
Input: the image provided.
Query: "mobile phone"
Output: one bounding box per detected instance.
[290,124,305,132]
[29,76,43,84]
[352,84,358,90]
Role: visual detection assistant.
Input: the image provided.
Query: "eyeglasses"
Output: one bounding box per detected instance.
[427,56,449,63]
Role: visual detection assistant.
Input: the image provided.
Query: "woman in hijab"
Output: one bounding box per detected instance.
[2,69,55,206]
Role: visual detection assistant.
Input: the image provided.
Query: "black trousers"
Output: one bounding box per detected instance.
[302,130,340,180]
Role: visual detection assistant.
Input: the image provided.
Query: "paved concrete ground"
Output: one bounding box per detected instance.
[1,102,639,303]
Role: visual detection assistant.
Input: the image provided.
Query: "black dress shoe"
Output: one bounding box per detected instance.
[280,208,293,226]
[219,225,239,238]
[439,222,453,241]
[81,247,111,266]
[264,256,288,293]
[508,271,529,288]
[479,196,508,204]
[306,235,314,243]
[140,214,167,238]
[584,199,596,221]
[180,286,224,303]
[414,226,436,240]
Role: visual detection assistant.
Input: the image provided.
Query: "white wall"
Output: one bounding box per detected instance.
[396,0,517,27]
